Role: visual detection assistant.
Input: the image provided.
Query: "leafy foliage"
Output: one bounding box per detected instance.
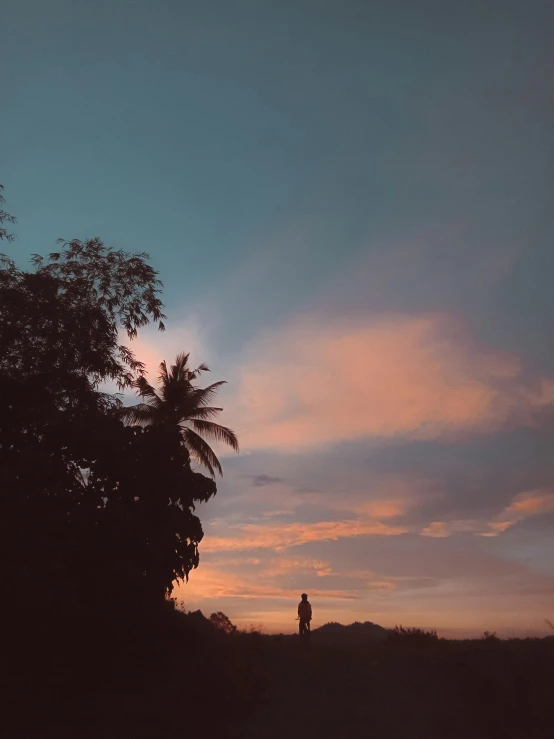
[0,184,16,242]
[0,238,215,603]
[0,186,246,736]
[1,237,165,398]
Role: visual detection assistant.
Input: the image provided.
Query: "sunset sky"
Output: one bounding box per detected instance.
[3,0,554,636]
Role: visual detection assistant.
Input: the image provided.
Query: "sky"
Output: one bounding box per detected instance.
[3,0,554,637]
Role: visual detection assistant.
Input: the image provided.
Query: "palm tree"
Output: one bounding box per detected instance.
[121,352,239,476]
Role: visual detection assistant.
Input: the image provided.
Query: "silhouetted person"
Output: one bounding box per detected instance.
[298,593,312,637]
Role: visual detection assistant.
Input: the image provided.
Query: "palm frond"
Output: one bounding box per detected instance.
[133,375,163,407]
[182,428,222,477]
[171,352,191,382]
[189,362,210,380]
[134,351,238,476]
[192,381,227,407]
[189,419,239,452]
[118,403,157,426]
[187,406,223,421]
[158,359,170,386]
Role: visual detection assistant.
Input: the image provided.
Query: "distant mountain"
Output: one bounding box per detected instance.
[311,621,388,641]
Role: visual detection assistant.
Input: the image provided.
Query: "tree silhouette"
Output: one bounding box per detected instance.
[0,184,16,242]
[1,237,165,401]
[122,352,239,476]
[210,611,237,633]
[0,186,259,739]
[0,226,213,607]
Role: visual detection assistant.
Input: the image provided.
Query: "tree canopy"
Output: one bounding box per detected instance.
[0,187,230,611]
[0,186,263,739]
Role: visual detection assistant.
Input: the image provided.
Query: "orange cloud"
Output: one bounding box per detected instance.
[422,489,554,539]
[480,488,554,535]
[178,566,358,601]
[480,521,514,537]
[201,556,262,566]
[357,497,413,519]
[506,489,554,516]
[263,557,332,577]
[420,520,485,538]
[333,568,399,591]
[261,509,295,518]
[201,519,408,553]
[422,518,520,538]
[229,315,554,451]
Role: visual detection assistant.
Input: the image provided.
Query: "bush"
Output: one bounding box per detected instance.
[389,625,439,643]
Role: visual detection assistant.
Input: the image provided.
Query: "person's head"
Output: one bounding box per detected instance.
[301,593,308,601]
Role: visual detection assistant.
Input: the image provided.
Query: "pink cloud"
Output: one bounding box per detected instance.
[506,489,554,516]
[228,314,554,452]
[357,497,413,519]
[481,488,554,535]
[201,556,263,566]
[421,520,486,538]
[263,557,332,577]
[421,489,554,539]
[480,521,514,537]
[178,561,405,607]
[178,566,358,601]
[201,519,408,553]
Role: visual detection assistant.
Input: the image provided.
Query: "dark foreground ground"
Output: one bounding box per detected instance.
[3,619,554,738]
[240,635,554,739]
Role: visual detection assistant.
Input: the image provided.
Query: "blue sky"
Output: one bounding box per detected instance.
[3,0,554,635]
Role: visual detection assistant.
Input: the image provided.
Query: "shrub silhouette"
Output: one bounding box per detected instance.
[389,625,439,642]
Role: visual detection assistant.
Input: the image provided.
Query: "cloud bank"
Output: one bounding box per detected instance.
[229,314,554,452]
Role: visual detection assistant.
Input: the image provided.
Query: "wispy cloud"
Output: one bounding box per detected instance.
[229,314,554,452]
[421,520,489,538]
[484,488,554,535]
[247,474,285,487]
[357,497,414,519]
[201,519,408,553]
[180,566,359,601]
[505,489,554,516]
[263,557,332,577]
[421,489,554,538]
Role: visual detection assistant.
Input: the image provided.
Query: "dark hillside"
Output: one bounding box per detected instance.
[312,620,388,641]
